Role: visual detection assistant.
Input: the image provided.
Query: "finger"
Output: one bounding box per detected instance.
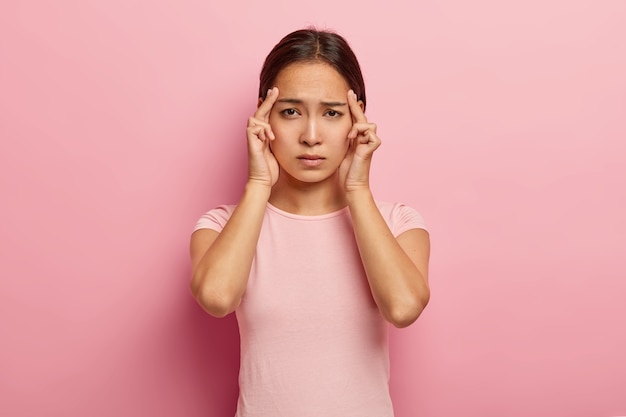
[341,137,356,167]
[349,133,359,153]
[266,125,275,141]
[347,89,367,124]
[363,130,381,148]
[348,125,359,140]
[248,119,275,141]
[254,87,280,122]
[348,122,377,140]
[249,124,266,142]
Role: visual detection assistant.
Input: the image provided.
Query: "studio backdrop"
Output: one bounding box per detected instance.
[1,1,625,416]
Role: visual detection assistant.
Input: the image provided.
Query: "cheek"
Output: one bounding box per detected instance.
[267,125,292,156]
[337,123,352,145]
[270,119,299,140]
[267,126,286,150]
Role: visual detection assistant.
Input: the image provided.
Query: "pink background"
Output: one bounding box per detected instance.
[1,1,625,416]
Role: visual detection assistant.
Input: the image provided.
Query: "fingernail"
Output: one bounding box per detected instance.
[267,89,272,97]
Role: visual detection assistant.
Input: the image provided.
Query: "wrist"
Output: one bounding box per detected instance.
[345,187,374,206]
[244,180,272,200]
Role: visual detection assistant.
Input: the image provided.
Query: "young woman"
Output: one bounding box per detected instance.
[190,28,430,417]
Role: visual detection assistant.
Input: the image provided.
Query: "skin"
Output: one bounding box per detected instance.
[190,62,430,328]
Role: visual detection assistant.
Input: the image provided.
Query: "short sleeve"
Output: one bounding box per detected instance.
[193,205,236,233]
[376,201,428,237]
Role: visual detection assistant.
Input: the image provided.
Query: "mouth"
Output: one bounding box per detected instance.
[297,154,325,167]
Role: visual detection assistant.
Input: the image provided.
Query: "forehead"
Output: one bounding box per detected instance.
[274,62,350,97]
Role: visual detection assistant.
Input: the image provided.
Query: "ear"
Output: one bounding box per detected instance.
[358,100,365,112]
[257,97,264,108]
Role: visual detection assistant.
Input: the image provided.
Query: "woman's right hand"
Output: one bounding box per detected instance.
[246,87,279,187]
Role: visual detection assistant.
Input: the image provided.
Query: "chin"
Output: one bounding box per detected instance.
[281,170,337,185]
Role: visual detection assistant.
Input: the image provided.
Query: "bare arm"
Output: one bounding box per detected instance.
[190,183,271,317]
[190,88,280,317]
[341,90,430,327]
[347,190,430,328]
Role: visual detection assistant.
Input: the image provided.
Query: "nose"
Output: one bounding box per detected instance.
[300,118,321,146]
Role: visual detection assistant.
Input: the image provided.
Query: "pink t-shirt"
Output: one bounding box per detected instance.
[194,202,427,417]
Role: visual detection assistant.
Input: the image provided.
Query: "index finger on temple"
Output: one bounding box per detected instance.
[255,87,279,121]
[347,90,367,123]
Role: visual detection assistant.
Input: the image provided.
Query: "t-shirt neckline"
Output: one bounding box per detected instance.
[266,202,349,220]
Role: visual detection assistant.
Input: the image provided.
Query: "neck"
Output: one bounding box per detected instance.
[269,174,346,215]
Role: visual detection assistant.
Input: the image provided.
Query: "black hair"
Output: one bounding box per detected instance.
[258,28,366,110]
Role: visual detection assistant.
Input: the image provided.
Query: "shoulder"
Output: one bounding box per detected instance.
[193,204,237,233]
[375,201,428,236]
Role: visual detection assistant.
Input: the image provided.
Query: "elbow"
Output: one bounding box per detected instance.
[387,308,419,329]
[190,276,239,318]
[388,288,430,329]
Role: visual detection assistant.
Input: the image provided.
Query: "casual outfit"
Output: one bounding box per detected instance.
[194,201,427,417]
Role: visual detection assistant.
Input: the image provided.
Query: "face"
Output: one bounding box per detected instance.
[264,62,359,185]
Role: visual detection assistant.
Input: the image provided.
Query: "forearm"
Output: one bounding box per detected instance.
[191,182,270,316]
[347,189,430,327]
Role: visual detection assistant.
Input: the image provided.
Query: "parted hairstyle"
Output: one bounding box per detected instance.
[258,28,367,111]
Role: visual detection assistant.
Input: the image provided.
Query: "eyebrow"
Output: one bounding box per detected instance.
[276,98,347,107]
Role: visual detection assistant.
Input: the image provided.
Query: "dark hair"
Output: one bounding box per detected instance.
[259,28,367,110]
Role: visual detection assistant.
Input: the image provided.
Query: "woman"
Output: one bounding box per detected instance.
[190,28,430,417]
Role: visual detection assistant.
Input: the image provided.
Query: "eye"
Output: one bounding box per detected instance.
[325,110,342,118]
[280,108,300,118]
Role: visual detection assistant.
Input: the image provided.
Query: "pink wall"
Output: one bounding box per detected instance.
[1,1,625,416]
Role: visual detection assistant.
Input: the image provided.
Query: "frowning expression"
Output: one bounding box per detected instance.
[267,62,355,184]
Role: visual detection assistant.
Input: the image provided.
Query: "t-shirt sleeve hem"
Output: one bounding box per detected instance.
[192,204,236,234]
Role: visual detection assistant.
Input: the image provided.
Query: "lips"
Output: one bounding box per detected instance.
[297,154,324,160]
[297,154,325,167]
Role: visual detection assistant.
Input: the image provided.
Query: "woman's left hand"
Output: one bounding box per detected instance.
[339,90,381,193]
